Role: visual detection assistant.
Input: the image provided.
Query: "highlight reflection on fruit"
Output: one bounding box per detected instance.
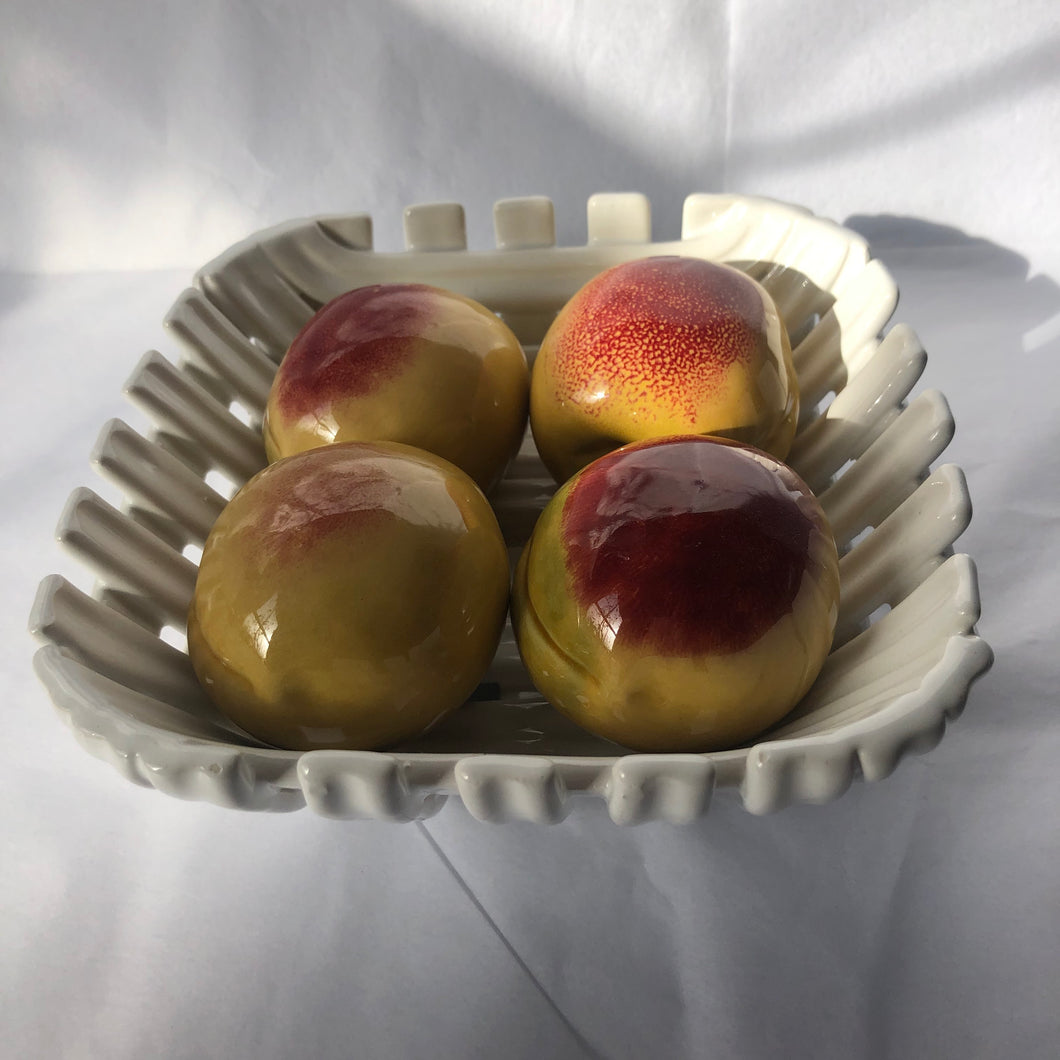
[263,283,529,493]
[187,442,511,751]
[530,256,798,483]
[511,435,839,752]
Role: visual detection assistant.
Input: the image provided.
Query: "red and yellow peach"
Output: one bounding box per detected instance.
[264,283,529,493]
[531,256,798,483]
[512,435,838,751]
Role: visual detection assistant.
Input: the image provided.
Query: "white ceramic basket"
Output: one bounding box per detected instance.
[30,193,993,823]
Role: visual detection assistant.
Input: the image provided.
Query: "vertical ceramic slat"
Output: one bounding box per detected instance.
[851,635,992,782]
[716,208,803,275]
[793,260,899,410]
[774,227,864,309]
[456,756,568,822]
[835,465,972,643]
[740,215,867,341]
[124,352,266,483]
[812,556,979,706]
[403,203,467,251]
[733,208,869,304]
[493,197,556,249]
[94,586,166,636]
[151,429,214,478]
[298,751,444,820]
[787,323,927,492]
[838,261,900,379]
[742,740,857,814]
[681,194,756,260]
[256,219,375,307]
[607,756,714,825]
[763,561,983,751]
[742,261,832,343]
[315,214,374,252]
[181,360,235,409]
[197,243,316,358]
[819,390,955,546]
[124,506,189,552]
[36,648,260,752]
[488,197,560,342]
[92,419,226,543]
[681,195,871,306]
[31,575,210,712]
[165,288,276,411]
[587,193,651,244]
[57,487,198,622]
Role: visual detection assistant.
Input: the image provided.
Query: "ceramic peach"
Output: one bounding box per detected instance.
[187,441,511,751]
[530,256,798,483]
[512,435,839,752]
[263,283,529,493]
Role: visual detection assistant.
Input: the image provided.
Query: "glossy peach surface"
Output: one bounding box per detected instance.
[512,435,839,752]
[187,442,511,751]
[263,283,529,493]
[531,256,798,483]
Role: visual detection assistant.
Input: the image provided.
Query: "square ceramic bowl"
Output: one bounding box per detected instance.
[30,193,993,823]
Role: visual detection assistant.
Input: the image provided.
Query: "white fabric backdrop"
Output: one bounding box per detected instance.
[4,2,1060,1058]
[5,0,1058,273]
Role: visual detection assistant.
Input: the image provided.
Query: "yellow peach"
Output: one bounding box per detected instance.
[187,442,510,751]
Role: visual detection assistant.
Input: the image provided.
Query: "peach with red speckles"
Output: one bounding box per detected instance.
[263,284,529,493]
[530,256,798,483]
[511,436,839,752]
[187,441,510,751]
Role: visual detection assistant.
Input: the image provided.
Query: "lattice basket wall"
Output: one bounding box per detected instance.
[30,193,993,823]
